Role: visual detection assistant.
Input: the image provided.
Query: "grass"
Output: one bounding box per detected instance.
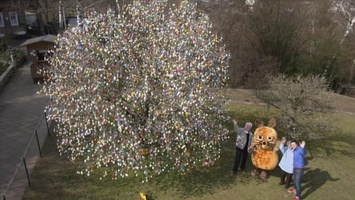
[23,103,355,200]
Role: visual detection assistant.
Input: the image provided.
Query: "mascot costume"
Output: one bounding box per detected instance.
[251,118,279,179]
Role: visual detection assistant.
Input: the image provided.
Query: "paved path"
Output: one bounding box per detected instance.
[0,63,49,200]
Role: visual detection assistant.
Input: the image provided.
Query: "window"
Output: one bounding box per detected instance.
[0,13,4,27]
[36,50,52,61]
[9,12,19,26]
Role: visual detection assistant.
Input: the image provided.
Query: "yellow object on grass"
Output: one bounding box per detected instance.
[140,192,147,200]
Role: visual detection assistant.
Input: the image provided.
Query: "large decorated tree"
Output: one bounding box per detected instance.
[42,1,230,181]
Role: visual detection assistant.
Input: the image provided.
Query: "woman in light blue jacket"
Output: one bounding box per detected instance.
[278,138,294,189]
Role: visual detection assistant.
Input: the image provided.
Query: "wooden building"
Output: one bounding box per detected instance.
[20,34,56,83]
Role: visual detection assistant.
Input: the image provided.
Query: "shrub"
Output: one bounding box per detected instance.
[255,75,335,140]
[12,50,26,65]
[0,62,8,75]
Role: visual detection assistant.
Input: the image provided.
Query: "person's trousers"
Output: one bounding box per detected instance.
[293,168,304,198]
[280,170,293,188]
[232,147,248,172]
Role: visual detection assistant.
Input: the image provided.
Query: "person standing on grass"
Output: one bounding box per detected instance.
[232,120,253,176]
[288,140,306,200]
[278,137,294,189]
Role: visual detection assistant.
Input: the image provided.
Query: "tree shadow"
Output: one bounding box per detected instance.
[148,135,260,198]
[302,168,339,199]
[308,135,355,157]
[157,134,348,198]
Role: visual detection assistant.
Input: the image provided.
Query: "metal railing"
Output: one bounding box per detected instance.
[1,111,51,200]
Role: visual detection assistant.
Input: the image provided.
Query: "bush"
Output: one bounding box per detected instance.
[0,62,8,75]
[12,50,26,65]
[255,75,335,140]
[228,103,280,133]
[0,50,9,61]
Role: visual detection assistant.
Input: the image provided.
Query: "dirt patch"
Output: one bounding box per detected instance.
[224,88,355,114]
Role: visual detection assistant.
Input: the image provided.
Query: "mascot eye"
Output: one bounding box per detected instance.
[268,136,273,141]
[258,136,263,140]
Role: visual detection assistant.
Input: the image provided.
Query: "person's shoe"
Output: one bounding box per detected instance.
[251,169,259,177]
[287,188,296,194]
[260,171,268,180]
[231,171,237,176]
[292,196,300,200]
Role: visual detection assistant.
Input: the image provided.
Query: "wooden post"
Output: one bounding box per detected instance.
[35,130,43,158]
[44,111,50,136]
[23,158,31,187]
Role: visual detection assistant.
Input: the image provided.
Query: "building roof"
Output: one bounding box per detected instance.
[20,35,56,47]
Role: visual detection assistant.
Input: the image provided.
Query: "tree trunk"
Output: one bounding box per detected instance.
[116,0,121,15]
[37,12,45,35]
[59,0,63,29]
[44,0,49,24]
[76,0,80,25]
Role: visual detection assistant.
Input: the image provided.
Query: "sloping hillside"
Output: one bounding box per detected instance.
[224,88,355,114]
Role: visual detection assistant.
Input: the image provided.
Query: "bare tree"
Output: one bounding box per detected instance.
[331,0,355,88]
[198,0,354,89]
[255,75,335,140]
[331,0,355,44]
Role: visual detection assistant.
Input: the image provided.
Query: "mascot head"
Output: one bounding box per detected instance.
[253,126,278,150]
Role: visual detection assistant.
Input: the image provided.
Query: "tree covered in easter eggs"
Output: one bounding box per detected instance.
[41,1,230,181]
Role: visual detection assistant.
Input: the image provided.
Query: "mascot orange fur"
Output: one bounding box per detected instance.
[251,119,279,179]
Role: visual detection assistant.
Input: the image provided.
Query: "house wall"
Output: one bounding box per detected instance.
[0,11,26,34]
[0,1,27,37]
[26,13,37,27]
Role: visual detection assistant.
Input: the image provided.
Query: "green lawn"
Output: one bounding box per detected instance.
[23,104,355,200]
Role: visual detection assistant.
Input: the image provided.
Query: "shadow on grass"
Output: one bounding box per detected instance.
[147,135,244,198]
[153,121,275,198]
[24,132,146,200]
[25,121,353,199]
[167,130,354,199]
[302,168,340,199]
[25,127,253,199]
[308,134,355,158]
